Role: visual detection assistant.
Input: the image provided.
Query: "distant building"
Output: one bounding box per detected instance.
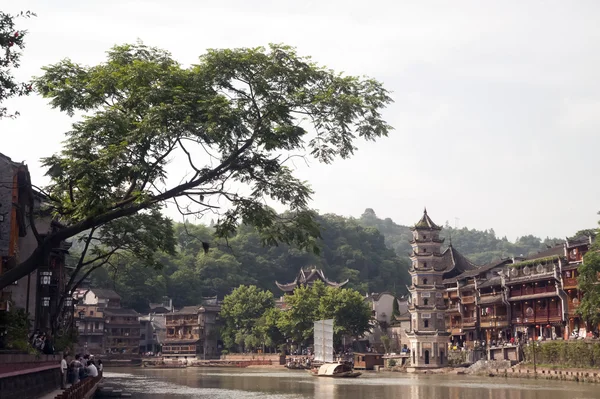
[149,297,173,314]
[139,314,165,354]
[75,288,140,354]
[275,267,349,294]
[363,292,396,349]
[163,303,222,359]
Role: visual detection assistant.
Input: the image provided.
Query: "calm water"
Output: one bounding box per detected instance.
[104,367,600,399]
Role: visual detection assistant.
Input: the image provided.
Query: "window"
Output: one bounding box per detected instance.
[423,235,427,240]
[423,278,428,285]
[90,311,94,316]
[141,334,146,340]
[424,262,428,268]
[424,320,429,328]
[423,248,427,253]
[423,299,428,306]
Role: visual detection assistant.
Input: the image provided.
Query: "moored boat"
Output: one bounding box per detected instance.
[308,362,361,378]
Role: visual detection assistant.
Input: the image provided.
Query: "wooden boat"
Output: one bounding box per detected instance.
[308,362,362,378]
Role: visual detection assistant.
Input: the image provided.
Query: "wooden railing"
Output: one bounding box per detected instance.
[461,296,475,304]
[462,317,476,325]
[55,374,102,399]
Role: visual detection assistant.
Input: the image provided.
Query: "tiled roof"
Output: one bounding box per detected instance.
[439,246,479,281]
[412,208,441,230]
[524,245,564,261]
[89,289,121,300]
[276,267,349,292]
[479,295,503,305]
[478,276,502,289]
[174,306,199,315]
[103,308,139,316]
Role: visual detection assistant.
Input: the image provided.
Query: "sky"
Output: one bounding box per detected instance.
[2,0,600,241]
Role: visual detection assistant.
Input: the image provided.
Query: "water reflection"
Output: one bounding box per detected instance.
[104,368,599,399]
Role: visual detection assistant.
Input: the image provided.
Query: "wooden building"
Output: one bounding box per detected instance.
[353,352,384,370]
[163,303,222,359]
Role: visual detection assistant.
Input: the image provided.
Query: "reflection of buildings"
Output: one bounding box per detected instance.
[404,208,594,361]
[163,301,222,359]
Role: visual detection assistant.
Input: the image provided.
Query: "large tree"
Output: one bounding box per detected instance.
[577,214,600,328]
[0,11,35,118]
[220,285,275,351]
[0,42,392,290]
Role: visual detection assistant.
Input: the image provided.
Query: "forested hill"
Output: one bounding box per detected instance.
[91,209,567,313]
[357,208,562,264]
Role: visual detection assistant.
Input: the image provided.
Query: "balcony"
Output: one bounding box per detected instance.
[461,296,475,304]
[509,285,556,297]
[462,317,476,327]
[166,318,198,327]
[567,301,580,314]
[563,278,578,288]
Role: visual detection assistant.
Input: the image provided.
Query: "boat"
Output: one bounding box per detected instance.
[311,319,361,378]
[308,362,362,378]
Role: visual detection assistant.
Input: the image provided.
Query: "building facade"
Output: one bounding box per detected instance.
[76,288,140,354]
[163,303,222,359]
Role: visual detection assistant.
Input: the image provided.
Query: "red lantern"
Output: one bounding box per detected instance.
[546,324,551,328]
[535,325,540,328]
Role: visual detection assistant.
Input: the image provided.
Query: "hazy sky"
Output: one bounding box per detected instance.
[2,0,599,241]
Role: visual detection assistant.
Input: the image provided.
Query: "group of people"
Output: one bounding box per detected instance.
[60,353,103,389]
[29,330,54,354]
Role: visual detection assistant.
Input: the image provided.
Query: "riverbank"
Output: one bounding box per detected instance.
[384,363,600,384]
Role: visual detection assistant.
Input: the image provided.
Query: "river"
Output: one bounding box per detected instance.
[103,367,600,399]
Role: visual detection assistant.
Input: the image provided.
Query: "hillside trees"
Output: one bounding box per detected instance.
[0,42,393,290]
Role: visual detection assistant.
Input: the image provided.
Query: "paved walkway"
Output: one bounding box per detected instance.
[37,384,71,399]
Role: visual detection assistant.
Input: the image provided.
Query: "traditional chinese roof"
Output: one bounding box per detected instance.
[89,289,121,300]
[437,245,479,281]
[411,208,442,231]
[478,295,503,305]
[103,307,139,316]
[524,245,564,261]
[173,306,200,315]
[275,267,349,293]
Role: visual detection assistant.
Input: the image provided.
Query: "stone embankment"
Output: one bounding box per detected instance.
[467,359,600,383]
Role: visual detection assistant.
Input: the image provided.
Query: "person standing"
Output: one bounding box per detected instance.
[87,360,99,377]
[60,354,68,389]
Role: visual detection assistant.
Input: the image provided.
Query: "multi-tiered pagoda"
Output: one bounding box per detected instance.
[405,209,478,368]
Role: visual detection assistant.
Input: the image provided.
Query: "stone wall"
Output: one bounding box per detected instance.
[0,353,62,399]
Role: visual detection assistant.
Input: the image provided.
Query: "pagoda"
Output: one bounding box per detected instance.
[405,209,477,368]
[275,267,349,294]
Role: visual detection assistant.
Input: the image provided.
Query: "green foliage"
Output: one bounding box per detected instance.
[0,11,35,118]
[278,280,372,345]
[523,341,600,368]
[388,359,397,367]
[358,208,562,265]
[220,285,276,351]
[0,308,33,352]
[577,216,600,326]
[91,211,408,311]
[381,335,391,353]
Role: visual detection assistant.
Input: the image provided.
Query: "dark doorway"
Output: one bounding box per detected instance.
[424,350,430,365]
